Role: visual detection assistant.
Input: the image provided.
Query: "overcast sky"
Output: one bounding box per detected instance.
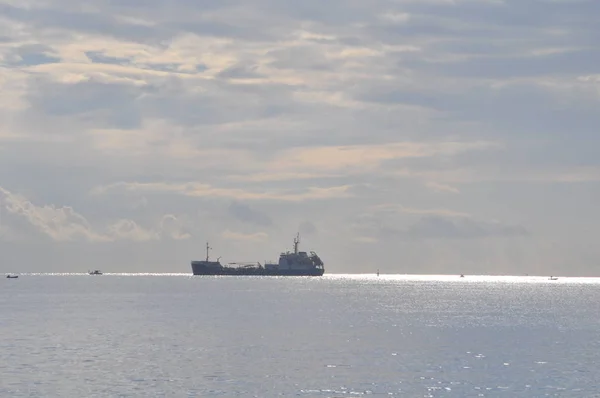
[0,0,598,275]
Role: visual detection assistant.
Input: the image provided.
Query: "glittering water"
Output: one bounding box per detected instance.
[1,274,599,397]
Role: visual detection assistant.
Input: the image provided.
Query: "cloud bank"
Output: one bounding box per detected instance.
[0,0,598,275]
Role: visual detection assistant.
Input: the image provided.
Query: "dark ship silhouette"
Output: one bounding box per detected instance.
[191,234,324,276]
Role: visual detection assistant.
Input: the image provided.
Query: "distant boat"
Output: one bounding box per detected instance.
[6,274,18,278]
[88,270,102,275]
[191,234,324,276]
[549,276,558,280]
[460,274,465,278]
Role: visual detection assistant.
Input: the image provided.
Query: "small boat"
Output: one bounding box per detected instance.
[460,274,465,278]
[88,270,103,275]
[6,274,18,279]
[549,276,558,280]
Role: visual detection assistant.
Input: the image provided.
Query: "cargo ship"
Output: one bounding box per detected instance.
[191,234,324,276]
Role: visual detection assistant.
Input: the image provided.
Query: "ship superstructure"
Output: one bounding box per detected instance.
[191,234,324,276]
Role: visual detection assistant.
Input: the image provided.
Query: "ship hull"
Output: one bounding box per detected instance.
[191,264,324,276]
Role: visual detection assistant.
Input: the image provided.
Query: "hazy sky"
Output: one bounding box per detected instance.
[0,0,598,275]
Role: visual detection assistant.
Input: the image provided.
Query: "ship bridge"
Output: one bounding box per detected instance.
[276,234,324,271]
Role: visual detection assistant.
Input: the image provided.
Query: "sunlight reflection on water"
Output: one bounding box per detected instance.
[1,274,598,396]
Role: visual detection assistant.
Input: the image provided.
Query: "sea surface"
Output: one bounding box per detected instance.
[1,274,599,397]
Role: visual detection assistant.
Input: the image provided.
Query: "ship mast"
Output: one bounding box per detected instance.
[205,242,211,262]
[293,233,300,254]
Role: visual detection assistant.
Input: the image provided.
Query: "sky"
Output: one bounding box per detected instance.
[0,0,599,275]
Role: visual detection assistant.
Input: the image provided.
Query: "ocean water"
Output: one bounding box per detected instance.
[1,274,599,397]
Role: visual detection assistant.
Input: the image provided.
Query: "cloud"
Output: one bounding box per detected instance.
[221,230,268,242]
[1,187,107,242]
[266,141,500,173]
[424,181,460,194]
[0,0,598,274]
[3,44,61,67]
[298,221,317,236]
[0,187,189,243]
[404,216,529,240]
[228,202,272,226]
[352,236,378,244]
[352,204,527,242]
[370,204,469,218]
[26,78,144,129]
[91,181,353,202]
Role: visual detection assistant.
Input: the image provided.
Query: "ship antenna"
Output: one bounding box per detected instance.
[294,233,300,255]
[206,242,211,262]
